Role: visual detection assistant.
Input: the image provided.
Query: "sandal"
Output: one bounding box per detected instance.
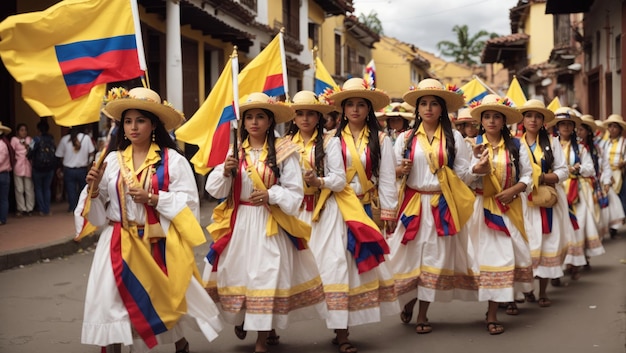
[523,291,536,303]
[338,342,358,353]
[400,303,414,324]
[175,341,189,353]
[331,329,349,345]
[234,323,247,340]
[505,302,519,316]
[415,322,432,334]
[486,322,505,335]
[266,329,280,346]
[538,297,552,307]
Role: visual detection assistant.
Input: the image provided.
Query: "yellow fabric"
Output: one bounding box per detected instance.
[505,76,527,107]
[608,138,623,192]
[292,130,320,196]
[206,199,234,242]
[521,134,547,206]
[342,125,375,204]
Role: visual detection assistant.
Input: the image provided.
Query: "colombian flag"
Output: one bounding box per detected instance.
[364,59,376,88]
[0,0,145,127]
[178,33,287,174]
[314,56,338,96]
[176,54,239,174]
[460,78,489,105]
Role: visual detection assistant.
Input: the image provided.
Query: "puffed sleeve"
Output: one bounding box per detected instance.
[578,146,595,178]
[452,130,473,185]
[206,152,234,199]
[596,144,612,185]
[86,152,116,227]
[322,137,346,192]
[378,135,398,219]
[154,150,200,221]
[393,130,410,163]
[517,143,533,192]
[268,152,304,216]
[550,136,569,182]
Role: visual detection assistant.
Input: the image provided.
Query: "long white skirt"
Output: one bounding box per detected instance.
[578,181,606,257]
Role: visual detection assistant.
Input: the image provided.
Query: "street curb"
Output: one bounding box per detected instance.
[0,233,100,271]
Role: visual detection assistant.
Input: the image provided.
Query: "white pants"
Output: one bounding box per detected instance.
[14,175,34,212]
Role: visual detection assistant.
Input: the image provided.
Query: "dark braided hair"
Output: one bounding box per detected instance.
[580,124,600,174]
[286,111,326,177]
[556,121,581,164]
[115,109,183,155]
[521,122,554,170]
[240,108,280,179]
[334,99,382,178]
[403,95,456,167]
[477,113,520,179]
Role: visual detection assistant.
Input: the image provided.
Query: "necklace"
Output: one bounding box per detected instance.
[249,147,263,163]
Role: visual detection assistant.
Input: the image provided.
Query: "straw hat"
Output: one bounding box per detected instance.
[402,78,465,112]
[375,102,415,120]
[454,108,474,126]
[594,120,606,133]
[326,78,390,111]
[603,114,626,131]
[0,122,11,135]
[579,114,597,133]
[469,94,523,124]
[240,92,295,124]
[289,90,336,115]
[548,107,582,128]
[518,99,555,124]
[104,87,185,131]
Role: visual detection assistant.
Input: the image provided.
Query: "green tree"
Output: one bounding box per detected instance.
[437,25,497,66]
[358,10,384,35]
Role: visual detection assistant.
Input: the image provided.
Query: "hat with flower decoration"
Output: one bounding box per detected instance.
[289,90,336,115]
[518,99,555,124]
[375,102,415,120]
[469,94,523,124]
[104,87,185,131]
[325,78,390,111]
[402,78,465,112]
[239,92,295,124]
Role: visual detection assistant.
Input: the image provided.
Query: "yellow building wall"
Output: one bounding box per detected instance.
[372,40,412,100]
[320,16,345,76]
[308,2,325,52]
[267,0,283,29]
[527,3,553,65]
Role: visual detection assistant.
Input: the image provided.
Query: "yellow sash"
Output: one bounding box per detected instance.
[342,125,375,204]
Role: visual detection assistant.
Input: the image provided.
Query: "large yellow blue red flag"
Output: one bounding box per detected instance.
[505,76,527,107]
[0,0,145,127]
[364,59,376,88]
[460,78,489,105]
[176,52,239,175]
[178,33,288,174]
[314,56,339,96]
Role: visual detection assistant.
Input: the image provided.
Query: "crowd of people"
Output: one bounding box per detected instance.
[73,79,623,353]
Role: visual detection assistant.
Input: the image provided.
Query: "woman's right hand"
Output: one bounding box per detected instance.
[472,148,490,174]
[86,161,107,187]
[222,156,238,177]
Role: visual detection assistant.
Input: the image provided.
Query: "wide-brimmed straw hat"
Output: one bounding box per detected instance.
[375,102,415,120]
[548,107,582,128]
[594,120,607,133]
[579,114,597,132]
[289,90,336,115]
[325,78,390,111]
[104,87,185,131]
[469,94,523,124]
[240,92,295,124]
[454,108,474,126]
[603,114,626,131]
[0,122,11,135]
[403,78,465,112]
[518,99,555,124]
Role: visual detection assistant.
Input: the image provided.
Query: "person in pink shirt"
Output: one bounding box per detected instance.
[0,122,13,225]
[11,123,34,216]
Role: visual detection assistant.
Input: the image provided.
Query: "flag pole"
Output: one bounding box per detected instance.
[473,75,498,95]
[312,45,318,84]
[278,28,290,102]
[230,46,240,177]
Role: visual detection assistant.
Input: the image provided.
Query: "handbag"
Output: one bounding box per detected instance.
[532,185,558,208]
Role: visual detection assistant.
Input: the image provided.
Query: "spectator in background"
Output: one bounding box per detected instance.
[11,123,34,217]
[55,125,95,212]
[31,119,56,216]
[323,110,340,132]
[0,122,13,225]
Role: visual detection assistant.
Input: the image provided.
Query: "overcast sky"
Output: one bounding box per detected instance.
[352,0,519,57]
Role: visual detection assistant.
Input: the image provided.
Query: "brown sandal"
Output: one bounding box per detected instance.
[538,297,552,307]
[415,322,432,334]
[487,322,505,335]
[505,302,519,315]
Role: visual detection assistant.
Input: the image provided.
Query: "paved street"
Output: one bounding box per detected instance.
[1,220,625,353]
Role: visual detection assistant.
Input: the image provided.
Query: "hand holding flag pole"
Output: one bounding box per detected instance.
[230,47,240,178]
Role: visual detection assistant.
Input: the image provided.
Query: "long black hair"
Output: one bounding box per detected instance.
[521,120,554,170]
[403,95,456,167]
[555,121,580,163]
[240,108,280,179]
[477,113,520,179]
[334,98,382,178]
[580,123,600,174]
[115,109,183,155]
[286,111,326,177]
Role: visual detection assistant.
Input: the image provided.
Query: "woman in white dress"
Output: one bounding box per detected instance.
[203,93,327,353]
[598,114,626,239]
[82,87,222,353]
[549,107,600,281]
[286,90,396,353]
[518,100,570,307]
[388,78,476,334]
[467,94,533,335]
